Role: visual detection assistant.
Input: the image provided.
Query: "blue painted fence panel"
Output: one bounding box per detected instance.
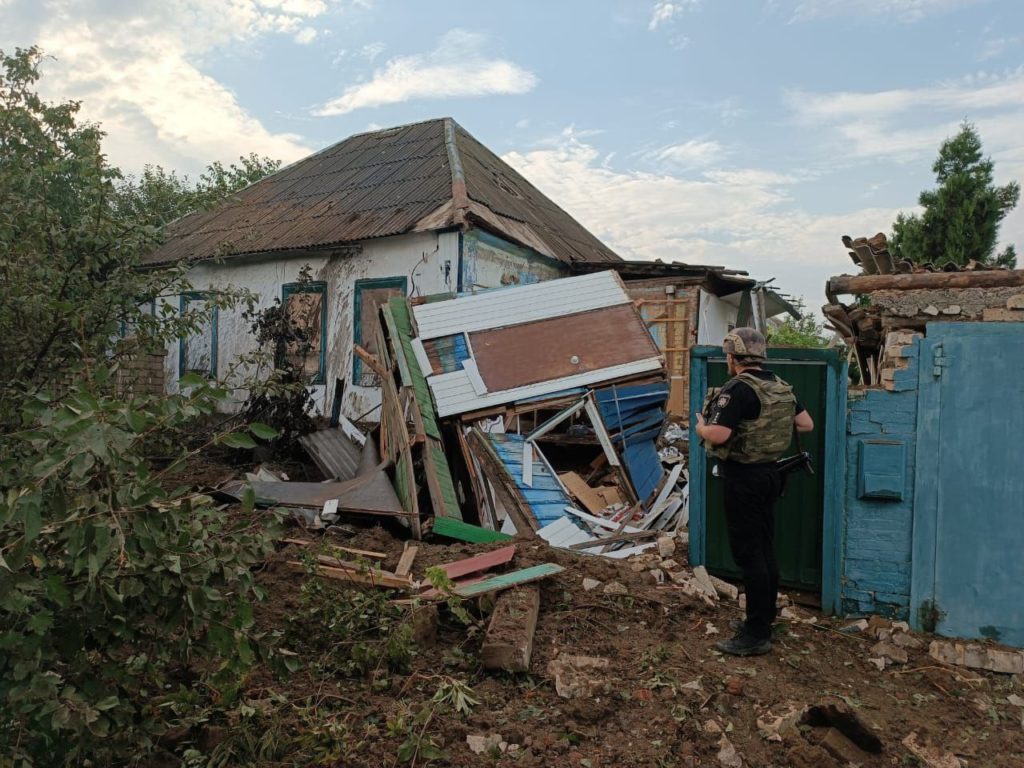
[487,433,573,526]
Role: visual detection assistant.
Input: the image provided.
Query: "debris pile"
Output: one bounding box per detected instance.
[244,271,691,558]
[822,233,1024,386]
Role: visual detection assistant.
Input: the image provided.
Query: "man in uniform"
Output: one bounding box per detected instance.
[693,328,814,656]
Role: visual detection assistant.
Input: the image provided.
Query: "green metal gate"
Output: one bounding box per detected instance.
[689,347,847,609]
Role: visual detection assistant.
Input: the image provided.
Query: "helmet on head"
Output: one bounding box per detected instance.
[723,327,767,362]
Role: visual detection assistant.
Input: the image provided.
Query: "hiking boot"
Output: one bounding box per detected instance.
[716,632,772,657]
[728,618,745,632]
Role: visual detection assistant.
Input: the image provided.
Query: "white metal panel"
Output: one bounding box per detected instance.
[412,271,630,340]
[429,357,664,417]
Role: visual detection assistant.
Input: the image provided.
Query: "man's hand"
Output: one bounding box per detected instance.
[695,411,733,447]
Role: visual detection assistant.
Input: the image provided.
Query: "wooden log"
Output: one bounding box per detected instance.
[481,586,541,673]
[827,269,1024,296]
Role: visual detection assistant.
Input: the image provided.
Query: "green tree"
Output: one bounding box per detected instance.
[0,47,286,765]
[890,122,1020,268]
[766,301,831,348]
[113,154,280,228]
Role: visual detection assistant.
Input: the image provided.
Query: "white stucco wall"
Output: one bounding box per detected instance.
[164,228,564,421]
[697,289,741,346]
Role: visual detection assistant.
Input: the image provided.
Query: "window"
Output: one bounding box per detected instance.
[352,276,407,384]
[281,281,327,384]
[179,292,218,379]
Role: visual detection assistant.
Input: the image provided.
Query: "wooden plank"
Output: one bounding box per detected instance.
[481,586,540,673]
[353,343,389,380]
[282,538,387,560]
[395,541,419,577]
[431,517,514,543]
[559,471,611,515]
[453,563,564,598]
[468,304,661,392]
[467,429,538,534]
[286,560,413,590]
[438,544,516,580]
[568,530,661,550]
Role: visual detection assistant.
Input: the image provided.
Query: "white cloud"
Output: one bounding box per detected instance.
[980,36,1024,61]
[503,131,902,309]
[786,68,1024,166]
[786,0,988,23]
[648,1,699,30]
[649,139,725,169]
[0,0,367,173]
[315,29,536,116]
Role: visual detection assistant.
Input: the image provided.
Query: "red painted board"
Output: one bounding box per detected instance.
[438,544,516,581]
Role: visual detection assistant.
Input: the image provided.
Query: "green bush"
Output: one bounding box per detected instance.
[0,374,284,765]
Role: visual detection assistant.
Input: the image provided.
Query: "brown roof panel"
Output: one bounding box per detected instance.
[145,118,619,266]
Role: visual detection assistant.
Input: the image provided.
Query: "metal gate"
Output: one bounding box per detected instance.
[689,346,847,612]
[911,323,1024,646]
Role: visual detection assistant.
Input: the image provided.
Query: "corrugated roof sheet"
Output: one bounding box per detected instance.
[145,118,621,266]
[842,232,1011,276]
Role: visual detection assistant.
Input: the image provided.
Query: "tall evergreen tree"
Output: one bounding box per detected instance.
[890,122,1019,268]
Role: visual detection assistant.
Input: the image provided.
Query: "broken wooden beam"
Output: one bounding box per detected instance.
[827,269,1024,296]
[286,560,413,590]
[437,544,516,581]
[395,541,418,578]
[481,586,540,673]
[453,563,564,598]
[283,538,387,560]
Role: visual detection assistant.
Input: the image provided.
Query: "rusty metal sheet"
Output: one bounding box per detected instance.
[469,304,661,392]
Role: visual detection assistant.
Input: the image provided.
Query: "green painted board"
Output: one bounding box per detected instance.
[428,442,461,519]
[453,563,564,597]
[387,297,440,441]
[431,517,513,544]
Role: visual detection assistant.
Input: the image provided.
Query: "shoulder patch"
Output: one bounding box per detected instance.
[716,393,732,409]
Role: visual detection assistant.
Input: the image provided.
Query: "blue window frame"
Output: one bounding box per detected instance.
[281,281,327,385]
[179,292,218,379]
[353,276,407,384]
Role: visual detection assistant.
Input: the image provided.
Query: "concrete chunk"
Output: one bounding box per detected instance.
[481,587,540,673]
[929,640,1024,675]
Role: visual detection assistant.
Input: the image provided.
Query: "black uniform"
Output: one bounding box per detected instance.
[707,369,805,641]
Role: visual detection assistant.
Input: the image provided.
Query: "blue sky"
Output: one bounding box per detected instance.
[3,0,1023,311]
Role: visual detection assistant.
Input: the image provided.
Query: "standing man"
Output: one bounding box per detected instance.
[693,328,814,656]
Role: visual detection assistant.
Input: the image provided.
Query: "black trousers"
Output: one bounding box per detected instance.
[720,461,783,641]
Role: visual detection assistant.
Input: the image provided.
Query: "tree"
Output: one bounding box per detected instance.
[0,47,286,764]
[766,301,831,348]
[890,122,1020,268]
[113,154,280,228]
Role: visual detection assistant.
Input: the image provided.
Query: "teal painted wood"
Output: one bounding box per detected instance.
[821,355,848,615]
[178,292,218,379]
[453,563,564,597]
[911,323,1024,646]
[687,347,712,567]
[352,276,407,382]
[282,281,327,384]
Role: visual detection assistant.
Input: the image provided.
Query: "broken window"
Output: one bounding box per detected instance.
[353,276,406,385]
[281,281,327,384]
[179,292,217,379]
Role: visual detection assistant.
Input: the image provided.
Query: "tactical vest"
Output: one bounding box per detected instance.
[706,372,796,464]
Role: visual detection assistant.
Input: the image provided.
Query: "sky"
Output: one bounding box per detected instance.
[3,0,1024,312]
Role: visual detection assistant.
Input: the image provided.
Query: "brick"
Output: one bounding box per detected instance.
[982,307,1024,322]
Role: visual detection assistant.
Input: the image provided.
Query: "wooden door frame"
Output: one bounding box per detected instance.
[688,346,848,615]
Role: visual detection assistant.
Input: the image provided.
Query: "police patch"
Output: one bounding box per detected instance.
[716,394,731,408]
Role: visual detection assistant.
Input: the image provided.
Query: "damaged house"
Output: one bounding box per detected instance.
[143,118,619,419]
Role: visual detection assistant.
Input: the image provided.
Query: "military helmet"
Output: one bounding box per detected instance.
[723,327,767,361]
